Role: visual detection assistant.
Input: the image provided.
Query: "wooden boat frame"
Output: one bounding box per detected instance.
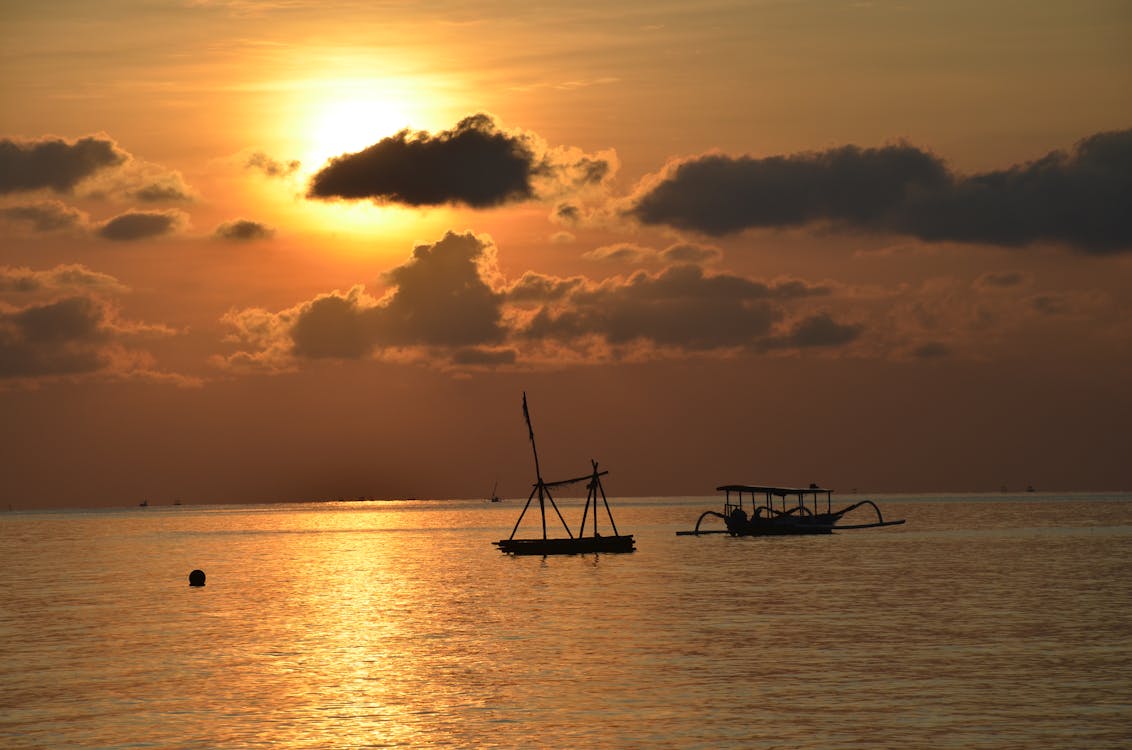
[495,393,635,555]
[677,484,905,537]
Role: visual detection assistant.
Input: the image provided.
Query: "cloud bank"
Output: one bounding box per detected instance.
[220,232,858,371]
[626,129,1132,253]
[513,264,839,353]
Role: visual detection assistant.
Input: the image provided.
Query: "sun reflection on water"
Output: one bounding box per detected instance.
[2,498,1131,748]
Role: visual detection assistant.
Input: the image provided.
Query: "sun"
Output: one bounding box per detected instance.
[306,95,413,166]
[254,72,461,239]
[288,73,460,171]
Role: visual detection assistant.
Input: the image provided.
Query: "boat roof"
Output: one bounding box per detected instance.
[717,484,832,495]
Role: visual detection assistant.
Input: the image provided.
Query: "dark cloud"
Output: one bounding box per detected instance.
[518,264,830,351]
[758,312,863,351]
[661,242,723,264]
[130,175,194,202]
[0,293,185,384]
[308,114,538,207]
[0,135,127,194]
[246,151,300,178]
[215,218,274,241]
[291,290,378,359]
[222,231,507,367]
[0,296,109,378]
[901,130,1132,253]
[0,200,88,232]
[975,271,1028,289]
[1029,294,1071,316]
[506,272,586,303]
[307,113,615,208]
[75,157,196,204]
[912,341,952,359]
[583,243,650,264]
[0,264,125,294]
[628,143,947,235]
[554,202,582,224]
[222,235,851,371]
[377,231,506,346]
[627,129,1132,253]
[97,210,186,241]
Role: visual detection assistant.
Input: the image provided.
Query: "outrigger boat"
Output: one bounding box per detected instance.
[495,393,635,555]
[677,484,904,537]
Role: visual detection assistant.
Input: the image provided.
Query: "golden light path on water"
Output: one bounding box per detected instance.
[2,495,1131,748]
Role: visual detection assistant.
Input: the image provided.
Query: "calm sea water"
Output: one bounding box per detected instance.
[2,494,1130,749]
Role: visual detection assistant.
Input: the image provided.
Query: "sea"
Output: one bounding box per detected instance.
[2,493,1130,749]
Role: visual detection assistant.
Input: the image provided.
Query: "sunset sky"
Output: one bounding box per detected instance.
[3,1,1130,507]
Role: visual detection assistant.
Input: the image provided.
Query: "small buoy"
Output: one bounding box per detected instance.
[188,569,206,587]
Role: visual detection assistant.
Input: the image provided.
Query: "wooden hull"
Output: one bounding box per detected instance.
[727,521,835,536]
[495,535,636,555]
[726,512,838,536]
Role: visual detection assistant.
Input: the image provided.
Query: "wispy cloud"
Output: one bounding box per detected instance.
[0,264,127,294]
[0,200,89,233]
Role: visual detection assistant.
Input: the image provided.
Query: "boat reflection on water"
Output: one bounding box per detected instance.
[677,484,905,537]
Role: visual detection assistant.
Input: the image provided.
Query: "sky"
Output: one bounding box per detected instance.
[2,0,1131,508]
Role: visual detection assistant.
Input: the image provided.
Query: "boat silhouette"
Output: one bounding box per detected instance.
[678,484,904,536]
[494,393,634,555]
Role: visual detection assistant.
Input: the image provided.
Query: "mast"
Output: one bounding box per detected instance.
[504,392,578,542]
[522,392,545,486]
[522,392,547,539]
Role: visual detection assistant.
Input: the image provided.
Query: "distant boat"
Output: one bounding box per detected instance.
[677,484,904,537]
[138,500,148,507]
[494,393,635,555]
[1026,484,1036,493]
[489,480,501,503]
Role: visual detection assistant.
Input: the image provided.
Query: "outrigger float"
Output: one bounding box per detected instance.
[677,484,904,537]
[495,393,635,555]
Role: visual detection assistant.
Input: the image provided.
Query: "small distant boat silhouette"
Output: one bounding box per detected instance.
[678,484,904,536]
[138,499,148,507]
[495,393,635,555]
[488,480,501,503]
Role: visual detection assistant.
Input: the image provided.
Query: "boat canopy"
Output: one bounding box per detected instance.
[716,484,831,495]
